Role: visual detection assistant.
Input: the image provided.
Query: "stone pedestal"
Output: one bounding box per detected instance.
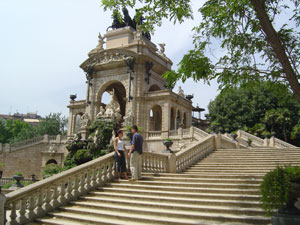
[0,193,6,225]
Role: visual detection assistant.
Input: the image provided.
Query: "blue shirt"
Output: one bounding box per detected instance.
[131,132,143,154]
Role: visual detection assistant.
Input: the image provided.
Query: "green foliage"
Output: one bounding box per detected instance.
[15,172,23,176]
[0,113,67,144]
[165,138,173,142]
[260,166,300,216]
[42,163,64,179]
[101,0,300,103]
[207,81,300,146]
[74,149,93,165]
[0,162,3,169]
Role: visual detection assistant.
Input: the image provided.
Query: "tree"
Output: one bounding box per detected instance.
[207,81,300,146]
[101,0,300,103]
[0,113,68,144]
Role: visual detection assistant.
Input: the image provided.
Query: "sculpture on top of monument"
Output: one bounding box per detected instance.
[106,8,151,41]
[158,43,166,57]
[80,113,90,129]
[97,33,105,50]
[178,86,185,97]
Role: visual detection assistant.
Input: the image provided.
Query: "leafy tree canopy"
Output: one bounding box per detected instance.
[0,113,67,144]
[101,0,300,103]
[207,81,300,146]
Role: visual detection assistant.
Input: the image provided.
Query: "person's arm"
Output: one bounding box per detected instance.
[114,138,121,157]
[128,135,135,157]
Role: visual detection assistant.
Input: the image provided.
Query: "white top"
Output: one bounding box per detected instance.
[116,138,125,151]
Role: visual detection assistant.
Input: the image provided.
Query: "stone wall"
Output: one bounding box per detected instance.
[0,136,68,180]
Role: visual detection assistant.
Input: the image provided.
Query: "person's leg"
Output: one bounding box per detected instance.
[137,153,142,180]
[120,151,128,179]
[130,152,138,180]
[115,153,121,180]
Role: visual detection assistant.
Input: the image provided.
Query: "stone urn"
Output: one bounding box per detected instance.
[247,139,252,147]
[162,140,173,153]
[272,183,300,225]
[70,94,77,101]
[12,175,24,188]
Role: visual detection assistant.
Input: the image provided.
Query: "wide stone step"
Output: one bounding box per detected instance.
[85,191,261,208]
[137,176,262,184]
[143,172,265,179]
[95,187,260,201]
[74,196,265,216]
[106,183,260,195]
[47,203,270,224]
[113,179,260,189]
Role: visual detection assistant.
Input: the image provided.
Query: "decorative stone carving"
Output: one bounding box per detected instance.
[48,144,58,153]
[158,43,166,57]
[96,106,106,119]
[123,109,133,126]
[97,33,105,50]
[80,113,90,129]
[178,86,185,97]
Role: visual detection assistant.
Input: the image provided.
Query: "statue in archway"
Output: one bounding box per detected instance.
[80,113,90,129]
[96,106,106,119]
[123,109,133,126]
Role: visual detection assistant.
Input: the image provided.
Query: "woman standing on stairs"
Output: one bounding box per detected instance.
[114,129,128,180]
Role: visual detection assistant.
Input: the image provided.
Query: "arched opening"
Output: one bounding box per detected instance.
[149,105,162,131]
[74,113,82,134]
[183,112,187,129]
[170,108,176,130]
[97,81,127,117]
[148,84,161,92]
[46,159,57,165]
[176,110,182,129]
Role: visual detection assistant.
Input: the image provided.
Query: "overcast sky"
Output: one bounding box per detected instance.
[0,0,219,118]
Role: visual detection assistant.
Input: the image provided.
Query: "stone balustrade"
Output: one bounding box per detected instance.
[238,130,265,146]
[193,127,209,138]
[272,137,296,148]
[175,135,215,172]
[0,135,67,153]
[147,131,162,138]
[3,152,115,225]
[142,152,170,173]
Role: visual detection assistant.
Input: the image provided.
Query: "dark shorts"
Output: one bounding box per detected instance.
[114,151,126,172]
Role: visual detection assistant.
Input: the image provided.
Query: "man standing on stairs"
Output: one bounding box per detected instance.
[128,125,143,181]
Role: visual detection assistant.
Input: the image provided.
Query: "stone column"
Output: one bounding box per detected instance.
[162,103,170,138]
[67,109,74,136]
[0,193,6,225]
[214,134,221,149]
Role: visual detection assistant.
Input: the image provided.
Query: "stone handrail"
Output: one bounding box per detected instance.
[273,137,296,148]
[175,135,215,172]
[142,152,169,173]
[220,135,238,149]
[193,127,209,138]
[4,152,116,225]
[238,130,264,146]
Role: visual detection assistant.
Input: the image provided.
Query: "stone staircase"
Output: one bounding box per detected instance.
[26,147,300,225]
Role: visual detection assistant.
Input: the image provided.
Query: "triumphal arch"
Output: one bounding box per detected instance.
[67,26,194,150]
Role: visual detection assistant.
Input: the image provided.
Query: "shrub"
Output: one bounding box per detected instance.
[2,180,34,189]
[74,149,93,165]
[15,172,23,176]
[260,166,300,216]
[42,163,64,179]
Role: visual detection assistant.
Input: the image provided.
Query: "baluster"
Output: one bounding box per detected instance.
[72,175,80,199]
[65,178,72,202]
[43,187,52,212]
[8,202,17,225]
[18,198,27,224]
[79,173,86,195]
[51,184,59,208]
[103,163,108,182]
[97,165,104,186]
[26,194,35,220]
[91,167,97,188]
[85,169,91,191]
[34,190,44,217]
[59,181,67,205]
[110,161,115,179]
